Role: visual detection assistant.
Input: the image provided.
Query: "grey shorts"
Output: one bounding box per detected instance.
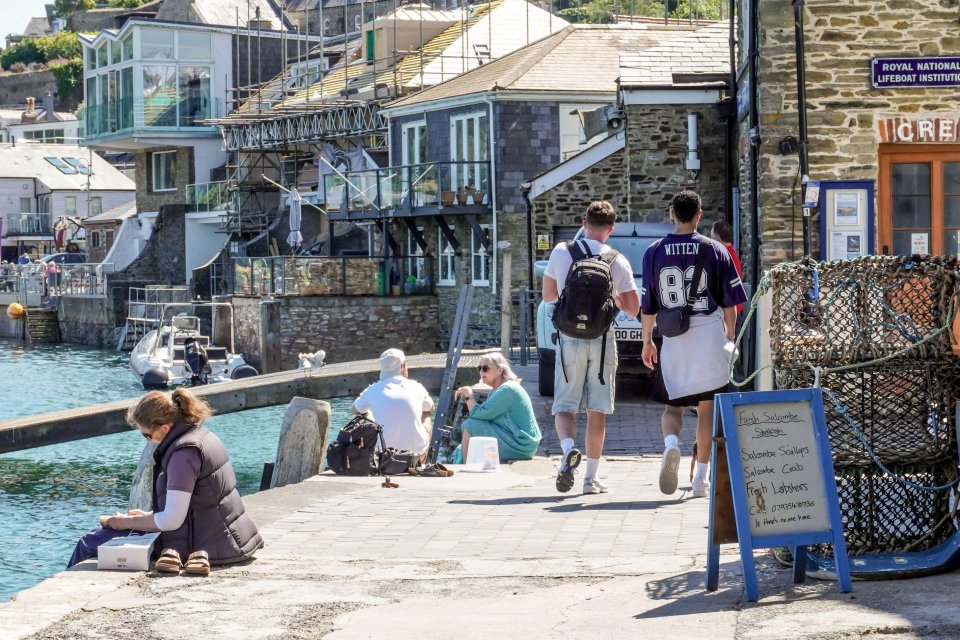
[552,333,617,415]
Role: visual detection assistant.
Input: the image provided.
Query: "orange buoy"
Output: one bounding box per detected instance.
[6,302,24,320]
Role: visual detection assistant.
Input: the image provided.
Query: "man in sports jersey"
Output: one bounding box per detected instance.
[640,190,746,498]
[542,201,639,495]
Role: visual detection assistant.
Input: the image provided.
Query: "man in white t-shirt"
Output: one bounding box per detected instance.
[353,349,435,457]
[542,201,640,495]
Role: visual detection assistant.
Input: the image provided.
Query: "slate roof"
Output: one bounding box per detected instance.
[385,22,698,110]
[156,0,289,29]
[84,201,137,224]
[0,144,136,192]
[619,21,730,89]
[22,17,51,37]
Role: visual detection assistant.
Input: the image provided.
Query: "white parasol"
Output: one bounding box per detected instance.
[287,188,303,250]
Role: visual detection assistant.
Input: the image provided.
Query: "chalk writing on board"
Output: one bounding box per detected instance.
[734,401,830,536]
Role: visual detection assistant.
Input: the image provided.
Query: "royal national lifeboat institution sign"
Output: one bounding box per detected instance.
[872,56,960,88]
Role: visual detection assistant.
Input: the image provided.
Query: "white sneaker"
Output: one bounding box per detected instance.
[583,477,609,494]
[691,478,710,498]
[659,444,681,495]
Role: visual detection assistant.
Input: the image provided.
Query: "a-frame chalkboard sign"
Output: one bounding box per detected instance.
[705,388,852,601]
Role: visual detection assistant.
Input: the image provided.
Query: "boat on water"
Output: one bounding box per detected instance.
[129,302,258,388]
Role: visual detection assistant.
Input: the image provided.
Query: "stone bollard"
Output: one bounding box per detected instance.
[128,441,158,511]
[271,397,332,488]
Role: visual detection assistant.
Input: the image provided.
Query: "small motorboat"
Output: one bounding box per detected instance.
[129,302,258,389]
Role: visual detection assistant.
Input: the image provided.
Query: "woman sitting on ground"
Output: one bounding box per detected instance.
[454,352,542,462]
[68,388,263,574]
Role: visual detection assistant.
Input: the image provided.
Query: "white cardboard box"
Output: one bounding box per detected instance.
[97,532,161,571]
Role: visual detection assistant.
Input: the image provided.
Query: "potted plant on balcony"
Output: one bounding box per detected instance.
[457,184,476,206]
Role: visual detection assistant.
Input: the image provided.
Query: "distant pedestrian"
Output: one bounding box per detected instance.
[640,190,746,498]
[17,252,30,265]
[542,200,639,495]
[710,220,743,314]
[68,388,263,574]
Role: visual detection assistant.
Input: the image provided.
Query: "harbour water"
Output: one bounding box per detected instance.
[0,339,352,603]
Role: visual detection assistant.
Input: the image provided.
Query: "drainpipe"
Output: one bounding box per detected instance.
[483,93,498,289]
[793,0,811,257]
[521,182,534,292]
[747,0,761,378]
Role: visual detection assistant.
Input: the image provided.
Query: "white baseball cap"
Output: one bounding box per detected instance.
[378,348,406,379]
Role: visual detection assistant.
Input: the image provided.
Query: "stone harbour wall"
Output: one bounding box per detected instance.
[233,295,439,371]
[743,0,960,270]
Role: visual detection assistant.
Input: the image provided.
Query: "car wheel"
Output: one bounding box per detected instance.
[538,348,555,397]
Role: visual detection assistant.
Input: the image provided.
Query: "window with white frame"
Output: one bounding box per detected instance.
[151,150,177,192]
[407,226,426,282]
[90,197,102,216]
[438,234,456,286]
[471,224,492,286]
[65,196,77,217]
[323,18,331,35]
[355,15,362,31]
[449,112,488,195]
[20,198,31,213]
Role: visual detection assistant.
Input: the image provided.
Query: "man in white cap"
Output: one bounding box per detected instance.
[353,349,435,459]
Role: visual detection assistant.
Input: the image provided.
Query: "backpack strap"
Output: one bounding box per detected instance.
[685,238,710,314]
[566,240,592,262]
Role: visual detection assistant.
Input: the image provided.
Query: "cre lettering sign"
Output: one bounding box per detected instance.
[872,56,960,88]
[878,117,960,143]
[705,388,852,602]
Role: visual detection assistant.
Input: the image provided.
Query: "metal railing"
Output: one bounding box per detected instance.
[0,263,114,297]
[324,161,491,217]
[5,213,52,235]
[187,180,233,212]
[232,255,435,297]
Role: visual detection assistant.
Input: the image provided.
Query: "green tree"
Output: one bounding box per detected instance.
[49,57,85,99]
[557,0,724,24]
[1,39,42,69]
[109,0,146,7]
[36,31,82,61]
[54,0,95,18]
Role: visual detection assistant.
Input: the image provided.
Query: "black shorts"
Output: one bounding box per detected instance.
[653,368,730,407]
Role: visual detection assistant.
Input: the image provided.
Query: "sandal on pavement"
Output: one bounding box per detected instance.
[154,548,181,574]
[435,463,454,477]
[418,463,452,477]
[183,550,210,576]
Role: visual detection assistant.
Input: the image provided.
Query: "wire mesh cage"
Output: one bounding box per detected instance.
[768,255,960,562]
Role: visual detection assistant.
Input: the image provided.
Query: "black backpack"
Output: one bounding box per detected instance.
[326,415,383,476]
[552,240,620,385]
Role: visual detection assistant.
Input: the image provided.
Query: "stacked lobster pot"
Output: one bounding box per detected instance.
[769,255,960,577]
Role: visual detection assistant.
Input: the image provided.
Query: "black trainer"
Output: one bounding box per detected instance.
[556,448,582,493]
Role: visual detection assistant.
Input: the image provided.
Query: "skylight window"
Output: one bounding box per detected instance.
[63,157,91,175]
[45,157,78,174]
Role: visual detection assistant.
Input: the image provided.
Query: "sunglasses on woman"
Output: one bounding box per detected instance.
[478,364,501,372]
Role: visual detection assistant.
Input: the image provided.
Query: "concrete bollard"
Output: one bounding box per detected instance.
[271,397,332,489]
[128,441,158,511]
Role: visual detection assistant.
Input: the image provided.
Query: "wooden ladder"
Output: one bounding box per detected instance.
[25,308,60,344]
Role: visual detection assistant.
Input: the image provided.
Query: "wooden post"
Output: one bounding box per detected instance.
[499,240,512,358]
[258,297,282,374]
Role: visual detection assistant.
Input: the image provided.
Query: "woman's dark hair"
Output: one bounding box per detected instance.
[711,220,733,243]
[126,387,214,433]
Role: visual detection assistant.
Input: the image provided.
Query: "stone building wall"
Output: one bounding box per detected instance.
[135,148,195,214]
[532,101,727,258]
[233,294,439,371]
[740,0,960,271]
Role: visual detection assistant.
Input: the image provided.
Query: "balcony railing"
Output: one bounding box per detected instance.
[80,96,222,140]
[233,255,434,297]
[0,263,113,297]
[187,181,233,212]
[324,161,491,220]
[5,213,52,235]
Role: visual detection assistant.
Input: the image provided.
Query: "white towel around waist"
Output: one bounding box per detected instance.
[660,309,730,400]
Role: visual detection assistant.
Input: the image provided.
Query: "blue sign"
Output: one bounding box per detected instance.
[705,388,852,602]
[872,57,960,88]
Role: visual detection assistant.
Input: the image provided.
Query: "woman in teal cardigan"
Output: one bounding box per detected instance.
[454,352,542,462]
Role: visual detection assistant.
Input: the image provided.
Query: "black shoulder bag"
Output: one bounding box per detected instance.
[656,238,708,338]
